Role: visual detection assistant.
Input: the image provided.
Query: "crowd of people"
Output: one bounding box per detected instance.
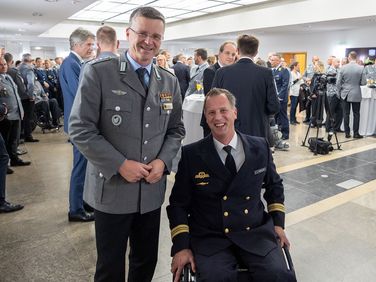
[0,50,64,213]
[2,4,375,281]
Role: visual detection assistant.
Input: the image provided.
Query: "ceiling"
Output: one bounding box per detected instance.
[1,0,376,48]
[0,0,97,44]
[69,0,269,23]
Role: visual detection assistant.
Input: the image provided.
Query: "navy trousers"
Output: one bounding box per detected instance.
[275,101,289,139]
[69,144,87,213]
[194,244,296,282]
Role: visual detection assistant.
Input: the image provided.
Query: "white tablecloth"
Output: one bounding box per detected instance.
[182,94,205,145]
[359,86,376,136]
[341,86,376,136]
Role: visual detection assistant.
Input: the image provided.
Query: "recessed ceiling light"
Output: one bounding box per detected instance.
[34,47,42,50]
[45,0,58,2]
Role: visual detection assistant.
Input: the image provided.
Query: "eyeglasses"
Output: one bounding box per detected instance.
[128,27,163,42]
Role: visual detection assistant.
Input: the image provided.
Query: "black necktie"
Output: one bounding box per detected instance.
[223,145,237,177]
[136,68,148,92]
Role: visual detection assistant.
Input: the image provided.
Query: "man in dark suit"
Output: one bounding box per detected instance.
[168,88,295,282]
[201,41,237,136]
[59,27,95,222]
[270,54,290,140]
[172,53,190,100]
[212,35,280,138]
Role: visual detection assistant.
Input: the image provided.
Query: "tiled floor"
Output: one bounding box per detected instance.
[0,117,376,282]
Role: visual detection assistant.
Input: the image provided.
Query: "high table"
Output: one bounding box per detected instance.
[359,86,376,136]
[342,86,376,136]
[182,94,205,145]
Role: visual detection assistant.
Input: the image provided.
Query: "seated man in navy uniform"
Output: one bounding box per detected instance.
[167,88,296,282]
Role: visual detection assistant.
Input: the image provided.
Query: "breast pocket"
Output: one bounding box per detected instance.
[159,107,171,131]
[104,98,133,131]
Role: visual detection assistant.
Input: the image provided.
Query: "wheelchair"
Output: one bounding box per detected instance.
[177,245,295,282]
[31,107,62,134]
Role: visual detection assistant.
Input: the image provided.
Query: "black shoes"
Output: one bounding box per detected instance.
[83,202,94,213]
[10,159,31,167]
[68,210,95,222]
[0,201,24,213]
[24,137,39,142]
[354,134,363,139]
[7,167,14,174]
[345,133,351,138]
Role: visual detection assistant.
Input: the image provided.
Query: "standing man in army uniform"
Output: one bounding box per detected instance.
[0,57,29,167]
[69,6,185,282]
[167,88,295,282]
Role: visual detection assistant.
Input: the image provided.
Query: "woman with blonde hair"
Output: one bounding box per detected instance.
[156,54,174,74]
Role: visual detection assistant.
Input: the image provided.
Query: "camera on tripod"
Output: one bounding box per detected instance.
[301,73,341,155]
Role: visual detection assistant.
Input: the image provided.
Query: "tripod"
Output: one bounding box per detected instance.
[302,89,341,155]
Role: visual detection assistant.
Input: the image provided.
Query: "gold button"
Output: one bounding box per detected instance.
[246,227,250,231]
[224,228,230,234]
[224,211,229,217]
[246,196,250,200]
[223,196,228,201]
[244,209,249,214]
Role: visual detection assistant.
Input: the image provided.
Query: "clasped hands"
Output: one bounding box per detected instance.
[118,158,165,184]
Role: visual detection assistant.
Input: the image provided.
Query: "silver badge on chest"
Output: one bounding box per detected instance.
[112,114,122,126]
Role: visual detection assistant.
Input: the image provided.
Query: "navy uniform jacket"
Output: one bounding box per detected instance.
[212,58,280,138]
[273,66,290,103]
[167,132,285,257]
[34,68,49,92]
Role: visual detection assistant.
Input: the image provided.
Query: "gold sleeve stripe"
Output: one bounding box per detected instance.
[268,203,285,213]
[171,224,189,239]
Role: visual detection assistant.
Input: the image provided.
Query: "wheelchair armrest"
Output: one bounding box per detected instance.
[175,264,196,282]
[282,245,295,271]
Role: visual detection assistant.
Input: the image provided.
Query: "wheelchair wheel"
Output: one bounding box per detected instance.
[33,111,48,133]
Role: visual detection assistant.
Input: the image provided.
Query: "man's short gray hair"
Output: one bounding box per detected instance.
[129,6,165,29]
[22,53,32,62]
[69,28,95,50]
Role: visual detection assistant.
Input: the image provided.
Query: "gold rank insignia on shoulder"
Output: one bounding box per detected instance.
[196,182,209,186]
[112,89,127,96]
[195,171,210,179]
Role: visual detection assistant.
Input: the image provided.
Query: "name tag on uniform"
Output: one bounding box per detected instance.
[162,103,173,111]
[254,167,266,175]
